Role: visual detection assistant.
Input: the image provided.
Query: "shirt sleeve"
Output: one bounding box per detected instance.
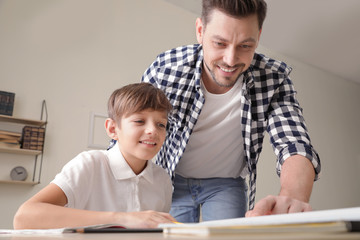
[267,76,321,180]
[142,54,160,85]
[51,152,94,208]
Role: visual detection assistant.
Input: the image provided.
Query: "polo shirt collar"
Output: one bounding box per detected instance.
[106,142,154,183]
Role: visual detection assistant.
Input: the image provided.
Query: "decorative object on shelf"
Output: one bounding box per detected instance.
[21,126,45,151]
[0,91,15,116]
[10,166,28,181]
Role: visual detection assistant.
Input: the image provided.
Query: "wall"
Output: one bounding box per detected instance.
[0,0,197,228]
[0,0,359,229]
[255,45,360,210]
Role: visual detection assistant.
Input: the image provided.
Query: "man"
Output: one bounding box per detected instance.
[141,0,321,223]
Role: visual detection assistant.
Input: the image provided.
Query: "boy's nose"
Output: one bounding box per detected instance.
[145,124,157,135]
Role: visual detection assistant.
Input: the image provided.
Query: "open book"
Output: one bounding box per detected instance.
[0,224,162,235]
[64,224,162,233]
[159,207,360,236]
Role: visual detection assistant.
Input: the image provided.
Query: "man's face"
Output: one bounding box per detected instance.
[196,10,261,94]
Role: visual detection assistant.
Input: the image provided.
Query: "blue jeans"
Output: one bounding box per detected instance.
[170,175,248,223]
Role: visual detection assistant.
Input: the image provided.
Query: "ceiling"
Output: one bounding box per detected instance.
[165,0,360,84]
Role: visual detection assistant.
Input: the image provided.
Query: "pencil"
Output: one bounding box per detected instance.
[172,221,184,224]
[75,228,163,233]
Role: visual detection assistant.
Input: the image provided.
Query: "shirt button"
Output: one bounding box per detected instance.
[195,107,200,112]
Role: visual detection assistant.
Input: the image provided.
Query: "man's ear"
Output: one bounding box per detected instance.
[258,28,262,41]
[105,118,118,140]
[255,28,262,49]
[195,17,204,44]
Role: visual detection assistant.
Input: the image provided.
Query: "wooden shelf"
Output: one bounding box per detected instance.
[0,180,39,185]
[0,100,48,185]
[0,146,42,156]
[0,114,46,126]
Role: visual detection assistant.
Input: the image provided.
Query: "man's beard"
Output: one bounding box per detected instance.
[204,61,244,88]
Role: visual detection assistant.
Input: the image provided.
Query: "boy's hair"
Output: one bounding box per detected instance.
[201,0,267,30]
[108,83,172,123]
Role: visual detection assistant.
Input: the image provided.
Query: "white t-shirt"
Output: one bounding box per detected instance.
[52,142,172,212]
[176,77,247,178]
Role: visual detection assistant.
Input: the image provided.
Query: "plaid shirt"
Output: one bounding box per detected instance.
[141,44,320,210]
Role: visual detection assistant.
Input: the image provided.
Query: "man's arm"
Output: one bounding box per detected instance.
[13,183,175,229]
[246,154,315,217]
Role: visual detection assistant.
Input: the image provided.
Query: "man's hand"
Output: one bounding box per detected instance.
[245,195,312,217]
[246,155,315,217]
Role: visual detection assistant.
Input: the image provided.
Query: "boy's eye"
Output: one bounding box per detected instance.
[134,120,144,124]
[157,123,167,129]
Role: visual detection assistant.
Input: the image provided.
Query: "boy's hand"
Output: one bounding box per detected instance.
[117,210,176,228]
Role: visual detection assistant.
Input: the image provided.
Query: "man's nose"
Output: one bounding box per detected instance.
[223,47,238,67]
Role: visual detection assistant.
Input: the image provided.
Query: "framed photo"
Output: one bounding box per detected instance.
[88,112,110,149]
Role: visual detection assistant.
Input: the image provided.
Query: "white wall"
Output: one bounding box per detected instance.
[0,0,359,229]
[255,45,360,211]
[0,0,197,228]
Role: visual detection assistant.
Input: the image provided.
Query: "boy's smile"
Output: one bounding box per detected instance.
[139,140,157,146]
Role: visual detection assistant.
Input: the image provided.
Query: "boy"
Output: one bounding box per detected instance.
[13,83,175,229]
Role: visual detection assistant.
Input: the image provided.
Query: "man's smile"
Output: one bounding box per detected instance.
[219,66,237,73]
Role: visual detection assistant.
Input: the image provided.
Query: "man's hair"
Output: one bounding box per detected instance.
[201,0,267,30]
[107,83,172,123]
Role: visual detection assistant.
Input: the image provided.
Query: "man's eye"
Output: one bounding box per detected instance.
[134,120,144,124]
[214,41,225,47]
[241,44,252,49]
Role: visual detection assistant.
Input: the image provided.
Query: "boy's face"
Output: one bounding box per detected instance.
[110,109,168,174]
[196,10,261,94]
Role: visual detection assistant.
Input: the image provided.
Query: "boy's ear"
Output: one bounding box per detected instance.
[105,118,118,140]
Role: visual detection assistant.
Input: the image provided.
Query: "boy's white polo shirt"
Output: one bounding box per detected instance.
[51,142,172,213]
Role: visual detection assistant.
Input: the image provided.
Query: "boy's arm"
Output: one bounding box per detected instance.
[13,183,175,229]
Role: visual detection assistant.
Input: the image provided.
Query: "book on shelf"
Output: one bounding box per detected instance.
[0,130,21,148]
[0,141,21,149]
[0,130,21,139]
[159,207,360,236]
[21,126,45,151]
[0,91,15,116]
[0,138,19,144]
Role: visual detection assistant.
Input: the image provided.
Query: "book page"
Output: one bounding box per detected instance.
[160,207,360,228]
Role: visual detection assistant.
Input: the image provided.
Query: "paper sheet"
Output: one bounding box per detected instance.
[159,207,360,228]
